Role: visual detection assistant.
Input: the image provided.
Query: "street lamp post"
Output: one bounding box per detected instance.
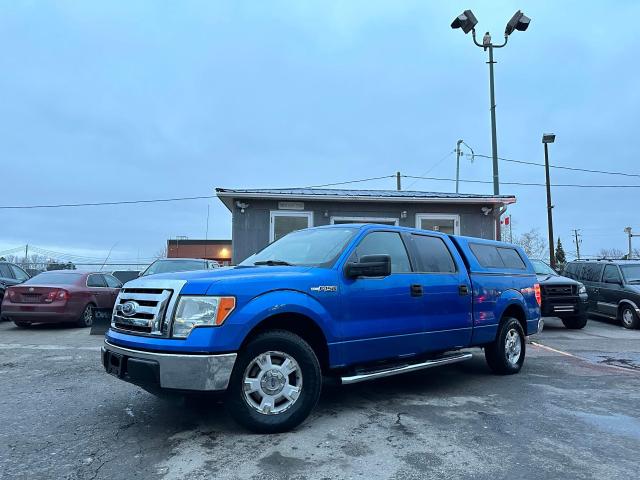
[451,10,531,196]
[542,133,556,269]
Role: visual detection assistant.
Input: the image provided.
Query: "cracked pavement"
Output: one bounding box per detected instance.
[1,317,639,479]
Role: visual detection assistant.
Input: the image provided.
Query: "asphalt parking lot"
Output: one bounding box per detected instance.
[1,318,639,480]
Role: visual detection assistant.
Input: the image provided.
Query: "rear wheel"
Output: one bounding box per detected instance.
[485,317,526,375]
[620,306,640,329]
[226,330,322,433]
[76,304,94,328]
[561,314,588,329]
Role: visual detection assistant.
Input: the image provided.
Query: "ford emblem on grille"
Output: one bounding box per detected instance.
[120,301,139,317]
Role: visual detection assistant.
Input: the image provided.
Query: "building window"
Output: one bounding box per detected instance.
[330,216,399,226]
[415,214,460,235]
[270,211,313,242]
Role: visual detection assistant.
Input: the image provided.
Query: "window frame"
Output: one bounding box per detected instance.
[415,213,460,235]
[347,230,414,274]
[406,233,458,274]
[269,210,314,243]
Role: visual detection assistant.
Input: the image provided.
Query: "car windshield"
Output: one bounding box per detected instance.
[531,259,556,275]
[620,264,640,283]
[24,273,83,285]
[240,227,357,267]
[142,260,205,276]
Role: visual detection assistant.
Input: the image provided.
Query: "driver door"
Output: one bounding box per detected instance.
[338,230,426,364]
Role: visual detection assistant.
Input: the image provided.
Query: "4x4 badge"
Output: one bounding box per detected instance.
[310,286,337,292]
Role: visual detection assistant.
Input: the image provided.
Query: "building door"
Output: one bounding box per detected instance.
[416,214,460,235]
[269,211,313,242]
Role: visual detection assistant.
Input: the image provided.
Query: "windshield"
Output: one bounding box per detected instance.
[240,227,357,267]
[24,273,83,285]
[142,259,206,276]
[531,259,556,275]
[620,264,640,283]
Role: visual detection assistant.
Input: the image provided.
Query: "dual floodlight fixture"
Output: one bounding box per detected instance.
[542,133,556,144]
[451,9,530,37]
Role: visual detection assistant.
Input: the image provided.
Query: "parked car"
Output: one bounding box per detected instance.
[530,259,589,329]
[111,270,141,284]
[1,271,122,328]
[564,259,640,329]
[102,224,541,433]
[0,261,31,320]
[140,258,220,277]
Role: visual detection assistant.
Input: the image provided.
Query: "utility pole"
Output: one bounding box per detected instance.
[572,229,582,260]
[624,227,638,259]
[396,171,401,191]
[24,244,29,267]
[542,134,556,268]
[455,140,462,194]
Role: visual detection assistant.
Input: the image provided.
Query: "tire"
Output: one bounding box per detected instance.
[225,330,322,433]
[561,314,588,329]
[619,305,640,329]
[76,304,94,328]
[14,321,30,328]
[484,317,526,375]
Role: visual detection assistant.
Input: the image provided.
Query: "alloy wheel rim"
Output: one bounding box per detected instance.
[504,329,522,366]
[84,306,93,325]
[242,351,302,415]
[622,309,634,326]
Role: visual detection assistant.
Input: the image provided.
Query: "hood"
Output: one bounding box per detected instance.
[536,273,580,285]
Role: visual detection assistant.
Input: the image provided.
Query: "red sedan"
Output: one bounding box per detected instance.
[1,271,122,328]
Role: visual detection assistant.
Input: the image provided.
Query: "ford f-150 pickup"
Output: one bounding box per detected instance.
[102,224,541,432]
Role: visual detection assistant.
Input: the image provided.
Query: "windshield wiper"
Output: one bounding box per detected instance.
[626,279,640,284]
[254,260,293,266]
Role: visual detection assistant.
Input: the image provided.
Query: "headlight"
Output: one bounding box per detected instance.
[172,296,236,338]
[578,283,587,295]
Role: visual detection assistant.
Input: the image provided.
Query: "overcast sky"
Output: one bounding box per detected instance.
[1,0,639,265]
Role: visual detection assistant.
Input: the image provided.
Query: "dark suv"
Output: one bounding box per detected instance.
[564,260,640,329]
[0,262,31,319]
[531,259,589,329]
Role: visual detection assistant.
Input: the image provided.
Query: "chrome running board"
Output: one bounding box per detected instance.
[341,352,472,385]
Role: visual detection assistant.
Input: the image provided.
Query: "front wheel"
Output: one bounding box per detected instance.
[485,317,526,375]
[620,306,640,329]
[225,330,322,433]
[561,314,588,329]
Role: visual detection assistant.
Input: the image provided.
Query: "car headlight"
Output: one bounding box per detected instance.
[578,283,587,295]
[172,296,236,338]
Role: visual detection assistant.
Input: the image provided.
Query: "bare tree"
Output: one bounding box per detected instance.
[598,248,625,259]
[512,228,548,259]
[154,246,168,259]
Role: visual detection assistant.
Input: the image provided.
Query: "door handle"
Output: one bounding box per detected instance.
[410,284,423,297]
[458,285,469,296]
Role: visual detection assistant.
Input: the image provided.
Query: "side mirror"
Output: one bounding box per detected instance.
[345,254,392,278]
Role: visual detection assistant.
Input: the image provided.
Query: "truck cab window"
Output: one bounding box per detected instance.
[351,231,411,273]
[410,234,456,273]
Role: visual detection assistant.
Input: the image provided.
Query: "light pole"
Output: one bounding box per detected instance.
[451,10,531,195]
[624,227,638,259]
[543,133,556,269]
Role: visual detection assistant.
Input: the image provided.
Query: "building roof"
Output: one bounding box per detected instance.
[215,187,516,211]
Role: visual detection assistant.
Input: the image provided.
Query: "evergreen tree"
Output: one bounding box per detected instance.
[555,238,566,267]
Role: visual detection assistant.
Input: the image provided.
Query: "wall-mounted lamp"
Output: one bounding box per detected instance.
[481,207,493,216]
[235,201,250,213]
[323,210,329,218]
[401,211,408,219]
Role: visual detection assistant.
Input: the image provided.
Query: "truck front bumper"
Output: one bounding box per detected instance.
[101,340,237,392]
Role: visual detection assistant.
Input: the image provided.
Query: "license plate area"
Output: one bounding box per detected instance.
[106,352,125,377]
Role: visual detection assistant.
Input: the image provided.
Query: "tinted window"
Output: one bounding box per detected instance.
[470,244,504,268]
[0,264,14,279]
[351,231,411,273]
[580,263,603,282]
[104,275,122,288]
[620,264,640,283]
[410,235,456,273]
[10,265,29,282]
[602,265,622,284]
[497,248,526,269]
[25,273,83,285]
[87,274,107,287]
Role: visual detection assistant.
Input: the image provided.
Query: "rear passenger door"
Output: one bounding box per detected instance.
[86,274,110,308]
[599,265,623,317]
[405,233,473,349]
[580,263,603,312]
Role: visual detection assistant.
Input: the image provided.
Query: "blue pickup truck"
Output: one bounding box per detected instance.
[102,224,541,432]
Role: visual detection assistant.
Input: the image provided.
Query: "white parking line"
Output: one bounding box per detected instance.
[531,341,637,374]
[0,343,100,351]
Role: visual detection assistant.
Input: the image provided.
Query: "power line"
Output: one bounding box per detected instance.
[402,174,640,188]
[405,150,456,190]
[0,195,217,210]
[472,153,640,179]
[305,175,396,189]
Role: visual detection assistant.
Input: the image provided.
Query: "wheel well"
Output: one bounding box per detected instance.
[618,302,636,316]
[242,313,330,372]
[502,304,527,334]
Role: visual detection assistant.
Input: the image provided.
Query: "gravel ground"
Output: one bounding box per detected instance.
[1,317,639,480]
